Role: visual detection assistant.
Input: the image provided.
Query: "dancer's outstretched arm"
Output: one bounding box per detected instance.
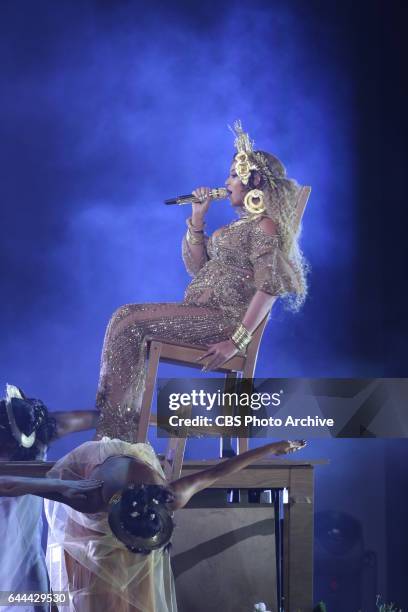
[169,440,306,510]
[0,475,103,512]
[52,410,100,439]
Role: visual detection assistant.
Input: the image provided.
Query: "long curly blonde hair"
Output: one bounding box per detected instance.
[243,150,309,310]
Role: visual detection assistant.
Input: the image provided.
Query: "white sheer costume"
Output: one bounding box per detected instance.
[0,495,49,612]
[45,437,177,612]
[0,442,49,612]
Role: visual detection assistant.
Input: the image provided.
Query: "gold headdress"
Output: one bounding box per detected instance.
[229,120,258,186]
[229,119,255,155]
[229,120,266,214]
[229,120,278,187]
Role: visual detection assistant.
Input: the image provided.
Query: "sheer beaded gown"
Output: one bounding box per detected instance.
[95,214,299,443]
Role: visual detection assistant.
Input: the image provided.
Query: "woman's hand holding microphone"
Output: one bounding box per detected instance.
[191,186,212,228]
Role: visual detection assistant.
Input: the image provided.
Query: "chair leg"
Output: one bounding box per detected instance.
[164,402,192,480]
[220,372,238,457]
[237,377,250,453]
[236,355,259,454]
[164,437,178,480]
[237,437,249,454]
[165,437,187,481]
[136,340,162,443]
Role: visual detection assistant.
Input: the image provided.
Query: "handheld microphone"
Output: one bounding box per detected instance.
[164,187,228,206]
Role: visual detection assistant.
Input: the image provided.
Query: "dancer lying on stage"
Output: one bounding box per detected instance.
[0,384,100,612]
[0,436,306,612]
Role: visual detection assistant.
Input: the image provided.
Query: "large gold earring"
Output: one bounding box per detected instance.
[244,189,265,214]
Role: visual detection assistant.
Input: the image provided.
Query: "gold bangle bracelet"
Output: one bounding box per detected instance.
[231,336,250,352]
[186,217,205,233]
[186,229,205,245]
[231,323,252,351]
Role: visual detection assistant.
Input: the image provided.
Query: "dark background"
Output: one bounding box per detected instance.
[0,1,407,610]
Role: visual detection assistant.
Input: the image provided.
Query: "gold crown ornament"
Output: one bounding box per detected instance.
[229,120,278,193]
[229,119,255,154]
[229,120,258,186]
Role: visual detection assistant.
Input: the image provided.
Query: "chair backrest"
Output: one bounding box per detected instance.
[293,185,311,234]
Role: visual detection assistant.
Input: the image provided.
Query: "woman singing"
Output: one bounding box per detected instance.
[95,121,308,442]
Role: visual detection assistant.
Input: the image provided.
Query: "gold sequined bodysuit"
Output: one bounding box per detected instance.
[95,215,299,442]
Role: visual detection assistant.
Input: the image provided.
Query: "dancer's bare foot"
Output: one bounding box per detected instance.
[271,440,307,456]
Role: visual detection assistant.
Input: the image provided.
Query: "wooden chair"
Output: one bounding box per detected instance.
[138,186,311,480]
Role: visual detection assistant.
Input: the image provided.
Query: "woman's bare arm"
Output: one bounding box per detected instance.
[169,440,305,510]
[53,410,100,440]
[241,289,277,332]
[181,188,212,272]
[0,475,103,512]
